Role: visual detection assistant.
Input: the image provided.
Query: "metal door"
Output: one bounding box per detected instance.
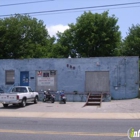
[85,71,110,92]
[20,71,29,86]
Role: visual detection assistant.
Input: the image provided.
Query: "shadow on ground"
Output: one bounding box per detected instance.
[0,103,36,110]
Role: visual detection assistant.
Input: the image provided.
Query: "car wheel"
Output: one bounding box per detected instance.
[21,99,26,107]
[34,97,38,104]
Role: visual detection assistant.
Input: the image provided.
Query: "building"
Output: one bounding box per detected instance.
[0,56,139,100]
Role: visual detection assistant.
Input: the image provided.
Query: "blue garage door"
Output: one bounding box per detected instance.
[20,71,29,86]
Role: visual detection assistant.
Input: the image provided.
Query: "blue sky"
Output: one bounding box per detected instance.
[1,0,140,39]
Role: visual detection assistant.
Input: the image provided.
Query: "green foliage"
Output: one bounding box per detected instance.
[113,40,125,56]
[56,11,121,57]
[0,14,54,59]
[122,24,140,57]
[47,43,69,58]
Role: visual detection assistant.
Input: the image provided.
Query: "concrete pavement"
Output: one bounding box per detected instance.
[0,98,140,119]
[0,112,140,119]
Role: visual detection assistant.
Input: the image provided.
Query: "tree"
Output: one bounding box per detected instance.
[0,14,53,59]
[56,11,121,57]
[122,24,140,57]
[47,43,69,58]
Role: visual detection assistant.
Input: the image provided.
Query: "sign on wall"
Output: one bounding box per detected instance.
[37,71,42,76]
[37,77,54,86]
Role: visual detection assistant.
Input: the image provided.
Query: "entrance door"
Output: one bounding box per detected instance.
[20,71,29,86]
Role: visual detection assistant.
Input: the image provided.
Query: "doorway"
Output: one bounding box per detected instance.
[20,71,29,86]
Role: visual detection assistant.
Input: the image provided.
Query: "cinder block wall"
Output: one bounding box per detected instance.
[0,56,139,100]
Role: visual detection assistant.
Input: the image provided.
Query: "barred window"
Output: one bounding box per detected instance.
[5,70,15,85]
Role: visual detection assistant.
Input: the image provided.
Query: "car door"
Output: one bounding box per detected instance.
[28,87,34,101]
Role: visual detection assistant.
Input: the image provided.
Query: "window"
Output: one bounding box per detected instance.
[12,87,16,92]
[20,87,27,93]
[28,87,33,92]
[5,70,15,85]
[43,72,49,77]
[12,87,27,93]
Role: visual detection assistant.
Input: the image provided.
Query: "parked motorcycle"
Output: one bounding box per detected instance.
[43,90,55,103]
[59,90,66,104]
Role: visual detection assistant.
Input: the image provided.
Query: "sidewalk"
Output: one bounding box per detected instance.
[0,98,140,119]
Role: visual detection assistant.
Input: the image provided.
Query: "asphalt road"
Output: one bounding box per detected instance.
[0,117,140,140]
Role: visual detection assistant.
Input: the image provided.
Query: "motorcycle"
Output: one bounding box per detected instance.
[43,90,55,103]
[59,91,67,104]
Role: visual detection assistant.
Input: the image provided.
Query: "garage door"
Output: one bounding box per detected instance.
[85,71,110,92]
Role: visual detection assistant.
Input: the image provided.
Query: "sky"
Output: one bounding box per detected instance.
[0,0,140,39]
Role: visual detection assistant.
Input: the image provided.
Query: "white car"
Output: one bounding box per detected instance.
[0,86,39,108]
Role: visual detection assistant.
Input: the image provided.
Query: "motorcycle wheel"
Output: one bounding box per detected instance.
[63,100,66,104]
[51,98,55,103]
